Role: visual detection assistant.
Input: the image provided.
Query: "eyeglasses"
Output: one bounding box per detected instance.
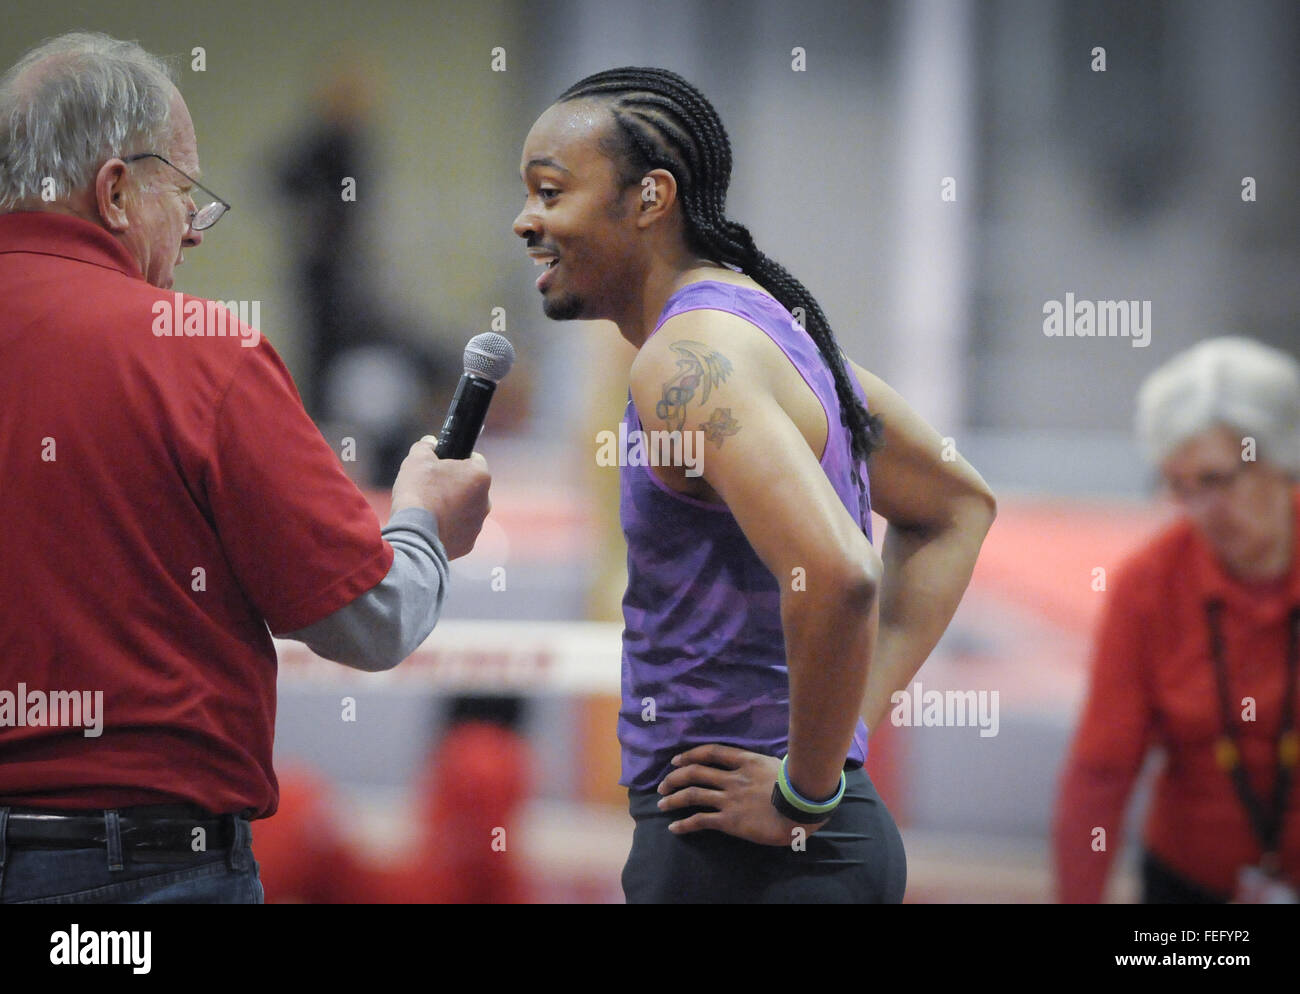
[1163,462,1251,505]
[123,152,231,231]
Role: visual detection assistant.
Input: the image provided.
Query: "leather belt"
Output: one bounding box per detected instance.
[3,805,238,854]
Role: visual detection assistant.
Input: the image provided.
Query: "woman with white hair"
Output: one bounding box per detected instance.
[1053,336,1300,903]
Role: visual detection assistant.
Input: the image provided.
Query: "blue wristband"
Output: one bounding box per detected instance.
[777,755,846,815]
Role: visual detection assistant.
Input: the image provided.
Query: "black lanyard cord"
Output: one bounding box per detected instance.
[1204,600,1300,870]
[1276,607,1300,843]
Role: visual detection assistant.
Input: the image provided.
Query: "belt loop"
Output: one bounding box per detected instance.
[225,814,249,871]
[0,806,9,871]
[104,809,124,871]
[0,806,8,898]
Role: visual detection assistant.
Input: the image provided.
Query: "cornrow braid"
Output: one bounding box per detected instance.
[558,67,884,529]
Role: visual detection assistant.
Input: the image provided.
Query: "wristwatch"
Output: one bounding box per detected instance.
[770,781,835,823]
[770,755,846,823]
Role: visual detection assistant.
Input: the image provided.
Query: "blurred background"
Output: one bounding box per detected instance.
[5,0,1296,902]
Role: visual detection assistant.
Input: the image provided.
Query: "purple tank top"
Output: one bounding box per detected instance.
[618,280,874,790]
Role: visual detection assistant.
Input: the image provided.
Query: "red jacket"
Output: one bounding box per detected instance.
[1053,488,1300,901]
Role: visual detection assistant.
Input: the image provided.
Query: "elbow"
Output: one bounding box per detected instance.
[978,487,998,530]
[981,482,998,520]
[360,646,408,673]
[843,571,879,615]
[830,544,882,608]
[326,643,405,673]
[360,630,420,672]
[960,485,997,537]
[312,627,414,672]
[782,545,879,609]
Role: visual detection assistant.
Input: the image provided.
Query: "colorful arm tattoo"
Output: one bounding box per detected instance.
[698,407,741,447]
[654,340,735,433]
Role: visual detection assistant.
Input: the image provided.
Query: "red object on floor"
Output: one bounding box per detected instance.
[364,721,536,904]
[252,762,366,903]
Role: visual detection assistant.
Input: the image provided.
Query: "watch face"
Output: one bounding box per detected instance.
[771,782,832,824]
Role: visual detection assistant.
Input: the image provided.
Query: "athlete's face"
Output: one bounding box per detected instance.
[513,100,642,321]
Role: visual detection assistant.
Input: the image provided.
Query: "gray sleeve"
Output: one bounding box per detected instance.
[283,506,450,672]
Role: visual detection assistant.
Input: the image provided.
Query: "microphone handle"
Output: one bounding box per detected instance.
[436,373,497,459]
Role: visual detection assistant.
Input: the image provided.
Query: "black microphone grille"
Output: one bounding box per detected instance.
[462,333,516,383]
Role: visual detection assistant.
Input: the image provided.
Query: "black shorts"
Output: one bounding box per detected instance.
[621,764,906,904]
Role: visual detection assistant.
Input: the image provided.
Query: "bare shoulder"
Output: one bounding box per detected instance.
[630,306,780,428]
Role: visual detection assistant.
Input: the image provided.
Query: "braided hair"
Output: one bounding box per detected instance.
[557,67,884,526]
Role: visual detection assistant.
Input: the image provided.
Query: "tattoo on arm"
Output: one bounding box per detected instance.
[654,340,734,432]
[699,407,741,447]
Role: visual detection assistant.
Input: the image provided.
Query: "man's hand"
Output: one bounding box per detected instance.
[656,743,830,846]
[389,437,491,560]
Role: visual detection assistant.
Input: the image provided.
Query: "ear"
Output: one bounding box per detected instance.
[635,168,678,229]
[94,158,132,233]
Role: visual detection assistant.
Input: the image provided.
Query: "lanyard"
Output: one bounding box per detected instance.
[1204,600,1300,874]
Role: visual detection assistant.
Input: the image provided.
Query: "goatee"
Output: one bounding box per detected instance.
[543,291,585,321]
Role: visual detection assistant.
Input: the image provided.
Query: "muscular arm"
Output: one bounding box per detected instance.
[848,361,997,733]
[631,313,880,802]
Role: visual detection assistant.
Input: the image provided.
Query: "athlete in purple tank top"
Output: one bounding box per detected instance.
[513,67,997,903]
[619,280,873,790]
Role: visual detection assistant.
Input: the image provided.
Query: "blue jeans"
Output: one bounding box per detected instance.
[0,807,263,904]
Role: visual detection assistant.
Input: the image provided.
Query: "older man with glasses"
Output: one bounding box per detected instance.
[1054,336,1300,904]
[123,152,230,233]
[0,33,492,903]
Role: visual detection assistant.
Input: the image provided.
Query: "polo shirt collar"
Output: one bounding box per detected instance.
[0,210,144,281]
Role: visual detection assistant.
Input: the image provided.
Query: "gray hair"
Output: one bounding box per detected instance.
[1136,336,1300,477]
[0,32,178,211]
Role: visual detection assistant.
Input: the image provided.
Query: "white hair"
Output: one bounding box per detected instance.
[0,32,178,211]
[1136,336,1300,477]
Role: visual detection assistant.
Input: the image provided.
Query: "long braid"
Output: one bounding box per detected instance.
[559,68,884,526]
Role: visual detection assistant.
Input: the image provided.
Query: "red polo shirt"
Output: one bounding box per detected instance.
[1053,488,1300,900]
[0,212,393,818]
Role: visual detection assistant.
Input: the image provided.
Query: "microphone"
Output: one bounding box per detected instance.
[435,333,516,459]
